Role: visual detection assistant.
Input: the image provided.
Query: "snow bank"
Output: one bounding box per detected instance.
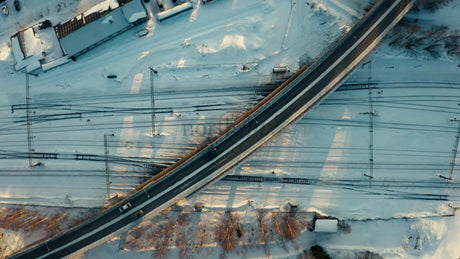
[404,219,447,255]
[0,229,24,258]
[22,28,43,57]
[157,2,192,22]
[0,42,11,61]
[42,56,71,71]
[84,0,119,17]
[423,214,460,259]
[128,11,147,23]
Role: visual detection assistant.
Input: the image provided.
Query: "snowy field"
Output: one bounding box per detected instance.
[0,0,369,208]
[0,0,459,258]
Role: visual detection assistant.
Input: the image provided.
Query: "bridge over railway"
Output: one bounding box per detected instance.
[10,0,415,258]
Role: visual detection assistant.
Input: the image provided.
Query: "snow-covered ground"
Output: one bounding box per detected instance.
[0,0,368,208]
[0,0,459,258]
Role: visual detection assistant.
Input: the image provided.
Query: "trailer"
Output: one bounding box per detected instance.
[272,66,290,73]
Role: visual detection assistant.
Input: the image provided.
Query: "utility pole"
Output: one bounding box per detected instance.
[437,118,460,182]
[104,133,114,200]
[149,67,158,136]
[449,118,460,180]
[26,72,33,167]
[361,60,374,180]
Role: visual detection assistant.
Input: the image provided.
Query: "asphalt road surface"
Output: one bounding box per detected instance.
[10,0,414,258]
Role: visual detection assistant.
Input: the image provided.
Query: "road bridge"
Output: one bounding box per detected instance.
[10,0,415,258]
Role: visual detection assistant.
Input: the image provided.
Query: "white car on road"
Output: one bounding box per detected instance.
[119,202,132,212]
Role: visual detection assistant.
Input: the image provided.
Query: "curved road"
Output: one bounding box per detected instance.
[11,0,414,258]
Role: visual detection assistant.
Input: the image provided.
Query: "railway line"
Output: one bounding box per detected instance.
[10,0,416,257]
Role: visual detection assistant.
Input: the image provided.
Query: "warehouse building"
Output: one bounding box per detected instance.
[55,0,148,59]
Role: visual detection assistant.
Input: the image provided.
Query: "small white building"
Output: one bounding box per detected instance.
[313,218,338,232]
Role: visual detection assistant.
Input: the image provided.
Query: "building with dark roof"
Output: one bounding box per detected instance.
[55,0,148,59]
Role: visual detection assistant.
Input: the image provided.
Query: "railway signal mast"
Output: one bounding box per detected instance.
[437,118,460,181]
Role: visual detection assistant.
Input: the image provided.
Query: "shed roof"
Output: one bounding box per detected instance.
[120,0,147,23]
[59,8,130,57]
[314,219,338,232]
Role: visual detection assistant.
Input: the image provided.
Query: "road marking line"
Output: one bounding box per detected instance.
[38,1,406,257]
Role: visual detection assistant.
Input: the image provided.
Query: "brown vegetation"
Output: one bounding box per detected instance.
[122,207,315,257]
[272,212,302,241]
[175,230,189,259]
[0,208,67,235]
[177,212,191,227]
[214,210,242,252]
[151,219,175,259]
[124,211,197,258]
[257,210,271,257]
[125,225,148,250]
[194,223,209,253]
[0,233,5,258]
[0,206,100,257]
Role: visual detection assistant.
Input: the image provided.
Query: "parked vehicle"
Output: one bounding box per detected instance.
[202,0,213,4]
[14,0,20,11]
[205,147,218,160]
[119,202,132,212]
[38,20,52,30]
[1,5,8,16]
[157,0,164,11]
[272,66,289,73]
[129,210,144,221]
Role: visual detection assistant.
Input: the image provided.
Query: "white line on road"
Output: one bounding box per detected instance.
[37,1,407,257]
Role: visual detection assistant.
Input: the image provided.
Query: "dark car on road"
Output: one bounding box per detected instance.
[205,148,218,160]
[129,210,144,221]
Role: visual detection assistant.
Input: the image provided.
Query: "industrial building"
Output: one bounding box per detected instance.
[10,0,149,72]
[55,0,148,59]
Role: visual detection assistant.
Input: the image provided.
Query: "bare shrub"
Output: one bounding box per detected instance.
[0,233,5,257]
[354,250,384,259]
[307,245,332,259]
[0,208,66,235]
[271,212,303,241]
[214,210,242,252]
[411,0,453,13]
[257,210,270,243]
[194,223,209,252]
[175,230,189,259]
[177,212,191,227]
[390,24,459,59]
[151,220,175,259]
[445,35,460,57]
[125,226,148,251]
